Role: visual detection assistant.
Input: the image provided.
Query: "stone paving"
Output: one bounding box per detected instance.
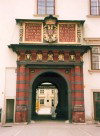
[0,121,100,136]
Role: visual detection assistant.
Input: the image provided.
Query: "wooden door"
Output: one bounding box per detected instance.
[94,92,100,121]
[6,99,14,122]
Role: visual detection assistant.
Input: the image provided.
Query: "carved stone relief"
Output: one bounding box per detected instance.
[58,53,64,61]
[43,24,58,43]
[70,55,76,61]
[77,24,82,43]
[25,53,32,60]
[47,53,54,61]
[17,54,20,61]
[36,53,43,61]
[19,23,23,42]
[16,105,27,112]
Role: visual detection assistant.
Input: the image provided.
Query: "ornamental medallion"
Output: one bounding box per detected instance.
[43,24,57,43]
[43,15,58,43]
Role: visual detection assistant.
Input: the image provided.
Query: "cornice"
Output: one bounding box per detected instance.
[8,44,91,55]
[84,38,100,45]
[16,18,85,24]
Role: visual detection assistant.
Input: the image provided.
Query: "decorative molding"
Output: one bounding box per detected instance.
[87,15,100,18]
[88,70,100,74]
[33,14,59,18]
[77,24,82,43]
[19,23,24,42]
[16,50,85,63]
[16,15,85,44]
[17,61,83,69]
[9,44,91,56]
[73,105,84,112]
[91,89,100,92]
[84,38,100,45]
[24,23,42,42]
[59,24,76,43]
[16,105,27,112]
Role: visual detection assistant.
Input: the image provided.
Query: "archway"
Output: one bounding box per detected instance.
[31,71,69,120]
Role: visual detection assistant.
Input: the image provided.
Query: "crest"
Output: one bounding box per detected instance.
[43,15,58,43]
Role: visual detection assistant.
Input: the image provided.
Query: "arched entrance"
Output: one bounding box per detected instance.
[15,65,85,123]
[9,15,91,123]
[31,71,69,121]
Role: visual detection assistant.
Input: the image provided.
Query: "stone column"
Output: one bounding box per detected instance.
[15,65,28,122]
[25,67,31,123]
[72,65,85,123]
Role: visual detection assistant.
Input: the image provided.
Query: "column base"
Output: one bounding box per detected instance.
[72,111,85,123]
[15,111,28,122]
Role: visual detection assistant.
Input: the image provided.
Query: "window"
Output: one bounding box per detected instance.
[37,0,55,15]
[91,47,100,70]
[93,92,100,121]
[52,99,54,106]
[40,89,44,94]
[94,92,100,100]
[40,99,44,104]
[52,90,54,94]
[90,0,100,15]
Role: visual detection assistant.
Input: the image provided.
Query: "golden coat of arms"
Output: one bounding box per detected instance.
[43,15,58,43]
[43,24,57,43]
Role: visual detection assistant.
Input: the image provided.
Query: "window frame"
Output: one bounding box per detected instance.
[91,46,100,70]
[40,99,44,104]
[90,0,100,15]
[93,92,100,121]
[37,0,55,15]
[40,89,44,94]
[52,90,54,94]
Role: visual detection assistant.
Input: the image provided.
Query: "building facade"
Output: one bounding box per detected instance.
[36,83,58,113]
[0,0,100,124]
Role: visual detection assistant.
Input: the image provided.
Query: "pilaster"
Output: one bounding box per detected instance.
[72,65,85,123]
[15,65,28,122]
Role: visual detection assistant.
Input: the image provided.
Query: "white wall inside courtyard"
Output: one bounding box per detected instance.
[83,51,100,121]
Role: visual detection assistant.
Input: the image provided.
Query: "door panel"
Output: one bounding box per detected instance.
[94,92,100,121]
[6,99,14,122]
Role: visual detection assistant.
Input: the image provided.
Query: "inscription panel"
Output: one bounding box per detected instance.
[59,24,76,43]
[25,23,42,42]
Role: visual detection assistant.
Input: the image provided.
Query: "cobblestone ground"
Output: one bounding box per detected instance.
[0,121,100,136]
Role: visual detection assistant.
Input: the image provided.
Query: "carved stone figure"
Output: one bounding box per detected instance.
[48,53,53,61]
[58,53,64,61]
[36,53,42,61]
[70,55,76,61]
[25,54,31,60]
[17,55,20,61]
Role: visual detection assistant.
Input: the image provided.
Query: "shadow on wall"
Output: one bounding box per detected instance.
[0,108,2,122]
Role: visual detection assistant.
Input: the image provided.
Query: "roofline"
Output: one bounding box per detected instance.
[15,18,85,24]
